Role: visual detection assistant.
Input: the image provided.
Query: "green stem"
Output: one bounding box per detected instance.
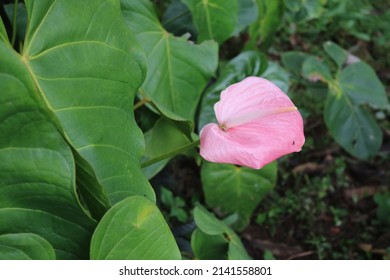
[11,0,18,47]
[141,139,200,168]
[134,97,149,110]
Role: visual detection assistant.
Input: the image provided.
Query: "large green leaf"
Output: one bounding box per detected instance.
[122,0,218,124]
[201,161,277,230]
[198,51,268,130]
[324,92,382,160]
[191,205,251,260]
[21,0,154,205]
[181,0,238,44]
[246,0,284,50]
[0,42,95,259]
[0,233,55,260]
[323,59,387,159]
[90,196,181,260]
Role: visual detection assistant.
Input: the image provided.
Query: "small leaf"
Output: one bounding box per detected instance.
[194,205,227,235]
[0,233,55,260]
[142,118,192,179]
[374,192,390,227]
[90,196,181,260]
[323,41,348,68]
[201,161,277,230]
[181,0,238,44]
[228,241,252,260]
[192,205,251,260]
[191,229,229,259]
[302,56,332,83]
[281,51,310,74]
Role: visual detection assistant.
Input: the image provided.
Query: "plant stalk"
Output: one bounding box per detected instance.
[141,139,200,168]
[134,97,150,110]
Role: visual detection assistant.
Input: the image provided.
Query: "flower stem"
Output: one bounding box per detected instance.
[134,97,150,110]
[141,139,200,168]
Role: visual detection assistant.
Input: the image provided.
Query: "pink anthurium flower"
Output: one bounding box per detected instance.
[199,76,305,169]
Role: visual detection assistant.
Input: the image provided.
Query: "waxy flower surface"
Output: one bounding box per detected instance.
[200,77,305,169]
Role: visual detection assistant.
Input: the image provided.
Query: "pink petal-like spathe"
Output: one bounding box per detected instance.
[200,77,305,169]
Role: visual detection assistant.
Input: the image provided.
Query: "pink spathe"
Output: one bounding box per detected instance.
[199,76,305,169]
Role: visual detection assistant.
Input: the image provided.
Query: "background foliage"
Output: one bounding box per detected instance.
[0,0,389,260]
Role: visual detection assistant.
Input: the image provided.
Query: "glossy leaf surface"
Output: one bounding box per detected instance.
[90,196,181,260]
[0,233,55,260]
[22,0,153,205]
[0,41,95,259]
[182,0,238,44]
[201,162,277,230]
[122,0,218,123]
[191,205,251,260]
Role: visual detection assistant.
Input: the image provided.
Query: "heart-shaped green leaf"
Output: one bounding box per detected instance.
[324,59,387,159]
[21,0,154,205]
[182,0,238,44]
[0,42,95,259]
[90,196,181,260]
[121,0,218,124]
[0,233,55,260]
[323,41,348,69]
[324,91,382,160]
[201,161,277,230]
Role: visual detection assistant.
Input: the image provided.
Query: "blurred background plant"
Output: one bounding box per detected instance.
[1,0,389,260]
[147,0,390,260]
